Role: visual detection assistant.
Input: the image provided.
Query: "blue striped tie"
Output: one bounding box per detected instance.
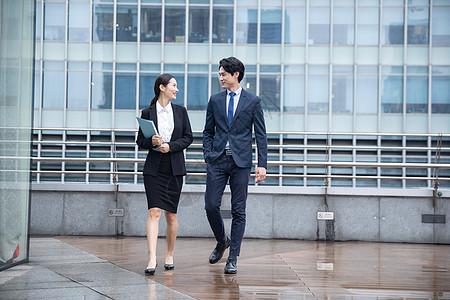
[228,92,236,126]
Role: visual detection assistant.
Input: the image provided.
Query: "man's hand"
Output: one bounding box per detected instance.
[158,143,170,153]
[255,167,266,184]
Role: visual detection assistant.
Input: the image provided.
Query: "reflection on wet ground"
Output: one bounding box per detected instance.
[59,236,450,299]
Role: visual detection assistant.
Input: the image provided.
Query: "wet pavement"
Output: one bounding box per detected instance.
[1,236,449,299]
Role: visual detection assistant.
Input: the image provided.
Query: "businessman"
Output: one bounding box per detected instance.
[203,57,268,274]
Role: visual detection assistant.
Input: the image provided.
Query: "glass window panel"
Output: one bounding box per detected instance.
[67,71,89,109]
[432,6,450,45]
[213,8,233,43]
[116,5,138,42]
[190,0,209,3]
[432,66,450,75]
[188,64,208,72]
[44,3,65,40]
[284,75,305,112]
[333,6,354,45]
[139,73,158,109]
[382,66,403,75]
[381,76,403,113]
[333,65,353,74]
[407,6,429,45]
[241,75,257,96]
[171,74,185,106]
[260,75,281,111]
[308,75,329,112]
[43,70,64,108]
[357,7,379,45]
[189,7,209,43]
[407,66,427,74]
[406,76,428,113]
[382,6,404,45]
[141,63,161,71]
[68,4,89,42]
[356,75,378,113]
[285,7,306,44]
[165,7,186,43]
[68,62,89,71]
[432,76,450,113]
[236,7,257,44]
[332,75,353,113]
[93,4,114,42]
[115,73,136,109]
[409,0,428,5]
[285,65,305,74]
[164,64,185,72]
[309,7,330,45]
[141,6,161,42]
[214,0,233,3]
[116,63,136,71]
[187,74,208,110]
[261,65,281,72]
[261,9,282,44]
[91,71,113,109]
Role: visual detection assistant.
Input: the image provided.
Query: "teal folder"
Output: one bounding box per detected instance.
[136,117,159,138]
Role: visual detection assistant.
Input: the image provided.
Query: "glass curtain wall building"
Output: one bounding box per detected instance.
[34,0,450,133]
[32,0,449,188]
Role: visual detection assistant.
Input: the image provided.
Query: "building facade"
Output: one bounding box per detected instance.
[34,0,450,134]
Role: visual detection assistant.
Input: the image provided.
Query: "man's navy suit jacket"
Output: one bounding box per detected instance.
[203,89,267,169]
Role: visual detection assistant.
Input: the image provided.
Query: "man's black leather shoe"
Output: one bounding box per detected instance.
[209,237,231,264]
[224,256,237,274]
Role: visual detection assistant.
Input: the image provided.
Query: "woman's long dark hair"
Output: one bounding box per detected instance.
[150,73,175,106]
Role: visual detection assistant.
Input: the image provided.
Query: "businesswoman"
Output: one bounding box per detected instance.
[136,73,193,275]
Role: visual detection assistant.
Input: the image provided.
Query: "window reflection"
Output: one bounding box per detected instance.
[69,3,90,42]
[432,6,450,45]
[333,6,354,45]
[139,73,158,109]
[432,75,450,114]
[44,3,65,40]
[381,67,403,113]
[91,71,113,109]
[141,7,161,42]
[165,7,185,42]
[285,6,306,44]
[189,7,209,43]
[284,74,305,112]
[93,4,114,42]
[260,74,281,111]
[357,7,379,45]
[261,9,282,44]
[356,67,378,114]
[308,66,329,112]
[309,6,330,45]
[115,73,136,109]
[236,6,257,44]
[116,5,138,42]
[332,68,353,113]
[43,69,64,108]
[187,74,207,110]
[382,6,404,45]
[407,73,428,113]
[213,8,233,43]
[67,71,89,109]
[407,6,429,44]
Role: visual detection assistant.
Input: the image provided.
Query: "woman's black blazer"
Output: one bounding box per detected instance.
[136,103,193,176]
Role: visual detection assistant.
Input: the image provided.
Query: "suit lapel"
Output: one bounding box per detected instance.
[230,89,247,127]
[218,91,228,127]
[149,104,158,131]
[171,103,178,142]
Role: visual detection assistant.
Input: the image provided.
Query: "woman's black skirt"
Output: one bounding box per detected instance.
[144,154,183,214]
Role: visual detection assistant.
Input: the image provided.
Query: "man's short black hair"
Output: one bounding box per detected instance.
[219,57,245,83]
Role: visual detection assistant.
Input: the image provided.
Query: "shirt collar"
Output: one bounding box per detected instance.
[156,101,172,114]
[227,87,242,97]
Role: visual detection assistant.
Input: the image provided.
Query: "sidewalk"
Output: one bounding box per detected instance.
[0,238,193,299]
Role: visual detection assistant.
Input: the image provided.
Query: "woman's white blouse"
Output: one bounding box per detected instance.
[156,101,174,143]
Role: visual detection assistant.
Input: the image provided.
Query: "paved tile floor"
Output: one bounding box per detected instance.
[1,236,449,299]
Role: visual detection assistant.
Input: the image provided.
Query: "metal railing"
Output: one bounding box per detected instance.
[3,127,449,189]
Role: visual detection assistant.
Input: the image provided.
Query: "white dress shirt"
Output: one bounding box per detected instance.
[226,87,242,149]
[226,87,242,117]
[156,101,174,143]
